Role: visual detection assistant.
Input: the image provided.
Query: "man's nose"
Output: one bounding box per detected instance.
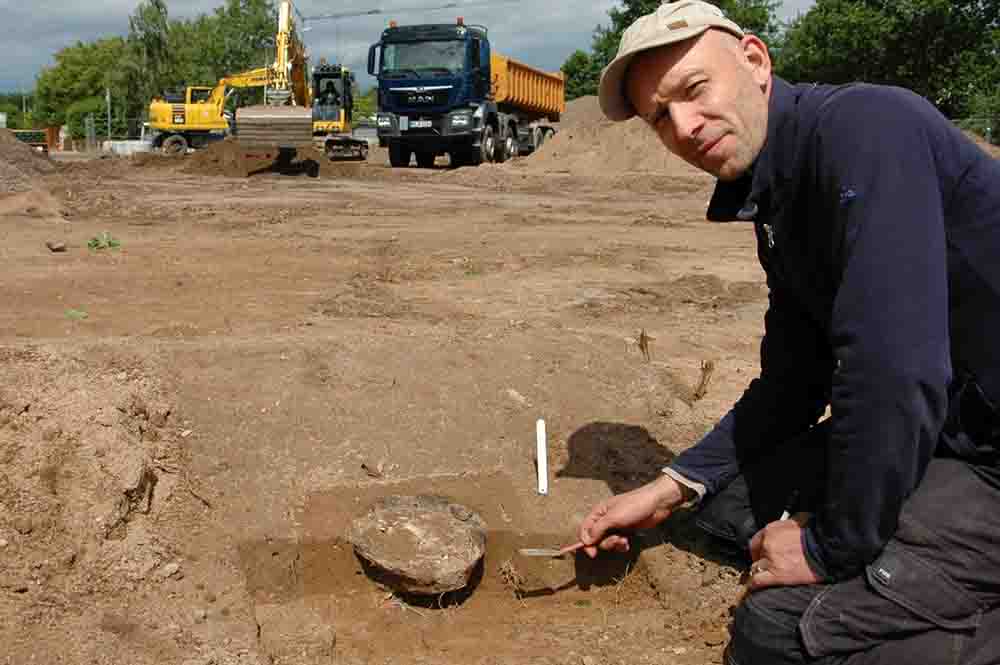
[670,104,703,145]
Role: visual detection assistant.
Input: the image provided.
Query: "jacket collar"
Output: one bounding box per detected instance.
[707,77,797,222]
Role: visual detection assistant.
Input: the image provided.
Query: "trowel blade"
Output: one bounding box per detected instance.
[517,548,568,558]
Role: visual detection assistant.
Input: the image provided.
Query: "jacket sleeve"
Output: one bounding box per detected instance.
[802,87,951,581]
[669,265,833,496]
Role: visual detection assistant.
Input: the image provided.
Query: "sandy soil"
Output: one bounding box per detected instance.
[6,105,990,665]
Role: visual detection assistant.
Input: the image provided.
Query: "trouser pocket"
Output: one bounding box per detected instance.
[800,541,981,662]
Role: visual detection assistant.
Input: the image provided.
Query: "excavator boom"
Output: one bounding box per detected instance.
[236,0,312,150]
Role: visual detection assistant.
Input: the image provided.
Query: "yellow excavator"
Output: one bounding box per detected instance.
[147,68,271,155]
[147,0,367,173]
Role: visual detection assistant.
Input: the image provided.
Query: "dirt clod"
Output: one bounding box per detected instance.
[13,517,34,535]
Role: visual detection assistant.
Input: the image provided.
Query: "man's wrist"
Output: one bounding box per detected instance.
[652,473,694,510]
[661,467,706,508]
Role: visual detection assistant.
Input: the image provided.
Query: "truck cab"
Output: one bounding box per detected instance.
[368,19,561,168]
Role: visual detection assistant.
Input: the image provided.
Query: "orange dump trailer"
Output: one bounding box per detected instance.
[490,53,565,123]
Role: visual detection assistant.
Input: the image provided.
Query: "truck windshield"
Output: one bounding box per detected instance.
[381,41,464,78]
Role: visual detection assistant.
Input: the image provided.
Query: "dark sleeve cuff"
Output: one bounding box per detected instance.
[802,524,834,582]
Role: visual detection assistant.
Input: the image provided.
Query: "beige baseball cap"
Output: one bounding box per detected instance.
[598,0,744,121]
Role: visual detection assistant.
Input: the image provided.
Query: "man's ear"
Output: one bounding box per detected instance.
[741,35,772,89]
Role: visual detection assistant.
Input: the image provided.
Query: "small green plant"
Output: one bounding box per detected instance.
[66,309,89,320]
[88,232,121,251]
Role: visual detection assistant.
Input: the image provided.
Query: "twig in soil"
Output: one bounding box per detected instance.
[184,477,214,509]
[361,462,384,479]
[638,329,653,362]
[154,462,212,509]
[692,360,716,402]
[380,591,427,618]
[499,558,526,604]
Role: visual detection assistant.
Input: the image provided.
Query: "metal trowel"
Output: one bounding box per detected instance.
[517,541,586,559]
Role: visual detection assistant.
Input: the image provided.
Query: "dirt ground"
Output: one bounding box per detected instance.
[2,111,993,664]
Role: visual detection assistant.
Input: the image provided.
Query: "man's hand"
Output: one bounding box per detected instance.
[578,475,689,558]
[747,513,822,591]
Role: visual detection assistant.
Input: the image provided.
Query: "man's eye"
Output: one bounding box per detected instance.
[688,81,706,96]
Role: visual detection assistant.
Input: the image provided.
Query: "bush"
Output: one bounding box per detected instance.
[65,97,108,140]
[968,88,1000,145]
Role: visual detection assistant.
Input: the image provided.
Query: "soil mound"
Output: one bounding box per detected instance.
[0,188,67,219]
[180,139,376,179]
[180,138,239,176]
[526,96,702,177]
[560,95,607,127]
[0,347,214,663]
[0,129,57,194]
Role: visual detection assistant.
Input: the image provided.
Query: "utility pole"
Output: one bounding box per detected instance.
[106,87,112,142]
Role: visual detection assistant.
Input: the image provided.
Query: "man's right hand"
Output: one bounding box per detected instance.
[578,474,690,558]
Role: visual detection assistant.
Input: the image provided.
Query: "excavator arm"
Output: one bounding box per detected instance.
[235,0,313,149]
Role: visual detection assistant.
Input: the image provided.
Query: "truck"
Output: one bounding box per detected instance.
[367,18,565,168]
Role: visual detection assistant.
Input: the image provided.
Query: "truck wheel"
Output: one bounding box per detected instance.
[505,126,519,160]
[532,127,546,152]
[161,134,188,156]
[389,144,412,167]
[480,125,496,164]
[358,143,369,161]
[415,151,436,168]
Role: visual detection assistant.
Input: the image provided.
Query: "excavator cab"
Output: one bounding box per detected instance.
[312,64,354,129]
[189,88,214,104]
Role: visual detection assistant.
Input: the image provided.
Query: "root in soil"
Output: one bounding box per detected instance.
[499,558,526,601]
[692,359,717,402]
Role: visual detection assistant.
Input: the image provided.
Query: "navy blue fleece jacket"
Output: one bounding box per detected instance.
[669,78,1000,581]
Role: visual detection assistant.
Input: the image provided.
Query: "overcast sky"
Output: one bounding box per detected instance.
[0,0,816,92]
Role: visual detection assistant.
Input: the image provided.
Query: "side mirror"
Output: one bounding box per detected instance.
[367,45,379,77]
[470,40,481,70]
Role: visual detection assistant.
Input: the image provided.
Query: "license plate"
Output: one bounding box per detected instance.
[411,119,432,128]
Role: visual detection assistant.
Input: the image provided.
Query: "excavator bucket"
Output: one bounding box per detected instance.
[235,105,313,148]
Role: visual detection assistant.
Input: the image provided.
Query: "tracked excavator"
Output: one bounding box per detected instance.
[148,0,367,174]
[224,0,316,176]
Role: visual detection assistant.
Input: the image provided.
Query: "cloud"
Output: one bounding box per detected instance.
[0,0,815,91]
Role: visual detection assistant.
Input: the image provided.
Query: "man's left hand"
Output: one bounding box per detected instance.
[747,512,822,591]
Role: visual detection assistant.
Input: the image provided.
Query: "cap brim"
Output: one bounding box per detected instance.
[598,24,713,122]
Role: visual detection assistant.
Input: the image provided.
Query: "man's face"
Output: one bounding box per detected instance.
[625,30,772,181]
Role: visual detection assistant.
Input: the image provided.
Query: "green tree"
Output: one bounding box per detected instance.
[353,86,377,122]
[561,49,602,100]
[561,0,783,103]
[777,0,1000,118]
[34,37,128,127]
[0,103,19,129]
[126,0,173,108]
[65,96,108,140]
[207,0,276,78]
[31,0,280,129]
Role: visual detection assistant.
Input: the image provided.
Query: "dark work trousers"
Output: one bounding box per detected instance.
[693,421,1000,665]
